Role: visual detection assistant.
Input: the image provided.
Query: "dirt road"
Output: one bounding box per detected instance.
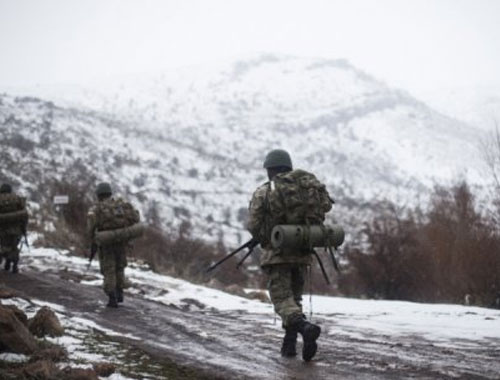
[2,270,499,379]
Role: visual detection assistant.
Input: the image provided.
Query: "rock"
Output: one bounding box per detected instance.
[93,362,116,377]
[23,360,59,379]
[225,284,246,297]
[62,367,99,380]
[0,305,38,354]
[180,298,206,309]
[207,278,224,290]
[31,346,68,362]
[246,291,270,303]
[0,287,19,299]
[3,305,28,326]
[28,306,64,338]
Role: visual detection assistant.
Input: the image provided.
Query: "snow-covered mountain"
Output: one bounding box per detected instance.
[417,85,500,132]
[0,54,488,243]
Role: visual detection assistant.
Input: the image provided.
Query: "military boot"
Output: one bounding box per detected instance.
[116,288,124,303]
[4,259,11,272]
[280,327,298,357]
[107,291,118,308]
[289,315,321,362]
[12,260,18,274]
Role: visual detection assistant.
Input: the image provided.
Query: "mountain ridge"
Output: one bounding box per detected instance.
[0,54,488,243]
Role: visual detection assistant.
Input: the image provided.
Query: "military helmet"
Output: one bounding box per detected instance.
[95,182,112,196]
[263,149,293,169]
[0,183,12,193]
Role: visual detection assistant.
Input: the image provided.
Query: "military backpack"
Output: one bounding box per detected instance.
[0,194,25,214]
[95,198,140,232]
[267,169,332,226]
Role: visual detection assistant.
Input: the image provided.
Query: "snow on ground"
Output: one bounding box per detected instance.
[0,353,29,363]
[19,245,500,352]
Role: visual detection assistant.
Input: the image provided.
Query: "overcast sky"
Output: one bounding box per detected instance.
[0,0,499,95]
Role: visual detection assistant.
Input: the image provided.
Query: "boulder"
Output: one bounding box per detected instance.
[93,362,116,377]
[225,284,246,297]
[0,305,38,354]
[29,306,64,338]
[0,287,19,299]
[3,304,28,326]
[246,291,270,303]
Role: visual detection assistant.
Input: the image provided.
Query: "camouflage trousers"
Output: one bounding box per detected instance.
[264,264,306,327]
[0,234,21,263]
[98,244,127,295]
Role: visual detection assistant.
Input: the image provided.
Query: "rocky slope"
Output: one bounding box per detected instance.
[0,54,487,243]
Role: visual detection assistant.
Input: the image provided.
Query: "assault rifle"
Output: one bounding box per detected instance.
[87,243,98,270]
[206,238,258,272]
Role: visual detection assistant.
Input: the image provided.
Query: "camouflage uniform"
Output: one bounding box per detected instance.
[248,170,332,327]
[0,193,28,273]
[87,199,129,296]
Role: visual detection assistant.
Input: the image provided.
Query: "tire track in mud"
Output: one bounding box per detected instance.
[2,270,499,380]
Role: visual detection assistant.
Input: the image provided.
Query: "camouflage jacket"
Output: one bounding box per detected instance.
[247,169,333,267]
[87,203,99,243]
[0,193,28,237]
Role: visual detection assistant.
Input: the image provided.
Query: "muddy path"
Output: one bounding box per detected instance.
[2,270,499,380]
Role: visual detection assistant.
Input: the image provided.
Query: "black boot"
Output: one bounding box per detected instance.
[12,260,18,274]
[107,291,118,308]
[289,315,321,362]
[116,288,123,303]
[281,327,298,357]
[4,260,11,272]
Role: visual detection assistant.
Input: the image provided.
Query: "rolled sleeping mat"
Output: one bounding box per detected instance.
[95,222,146,245]
[0,209,28,224]
[271,224,345,250]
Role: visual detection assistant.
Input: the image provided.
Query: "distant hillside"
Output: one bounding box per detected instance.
[0,54,488,244]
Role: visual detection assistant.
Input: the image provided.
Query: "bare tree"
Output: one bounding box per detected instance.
[482,120,500,191]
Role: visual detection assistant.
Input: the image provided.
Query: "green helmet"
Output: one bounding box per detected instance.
[96,182,112,196]
[263,149,293,169]
[0,183,12,193]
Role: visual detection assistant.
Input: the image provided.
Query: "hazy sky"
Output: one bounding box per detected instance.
[0,0,499,95]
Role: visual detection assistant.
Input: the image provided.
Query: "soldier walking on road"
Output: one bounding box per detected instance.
[87,183,141,308]
[0,183,29,274]
[247,150,334,362]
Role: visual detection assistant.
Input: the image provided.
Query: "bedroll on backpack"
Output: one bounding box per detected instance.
[95,222,145,245]
[0,209,28,225]
[96,199,140,232]
[271,224,345,250]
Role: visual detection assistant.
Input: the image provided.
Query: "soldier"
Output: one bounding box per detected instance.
[87,183,140,308]
[0,183,28,274]
[247,150,334,362]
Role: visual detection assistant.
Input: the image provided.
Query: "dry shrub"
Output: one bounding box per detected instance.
[130,221,252,287]
[340,181,500,306]
[34,161,96,255]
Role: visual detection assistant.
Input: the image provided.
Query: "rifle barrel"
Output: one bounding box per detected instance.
[236,248,254,269]
[206,239,253,273]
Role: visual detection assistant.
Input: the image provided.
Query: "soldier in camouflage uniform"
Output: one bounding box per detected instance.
[0,183,28,274]
[87,183,139,308]
[248,150,333,361]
